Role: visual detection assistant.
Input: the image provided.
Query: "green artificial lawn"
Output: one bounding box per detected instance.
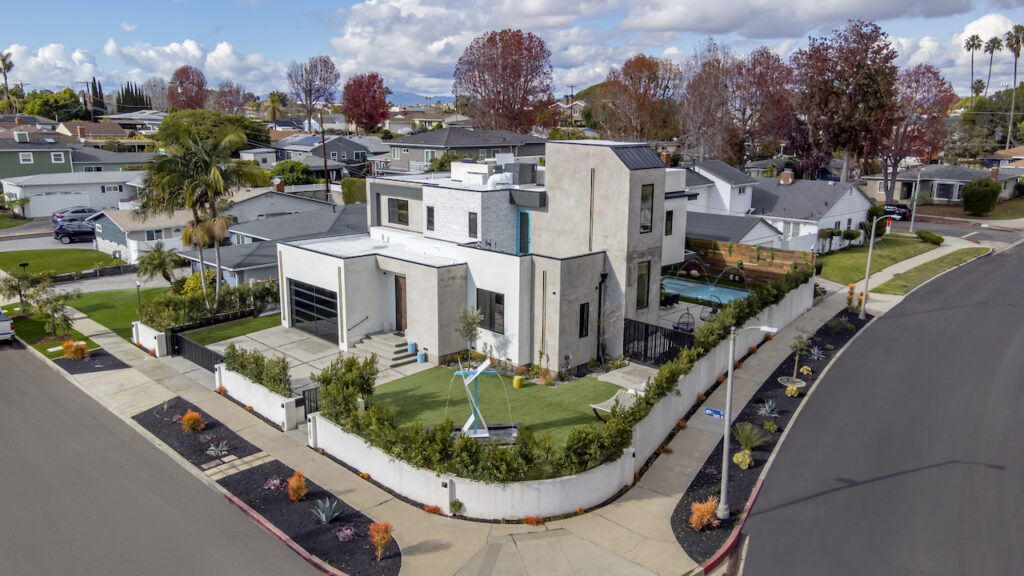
[873,247,989,295]
[184,314,281,345]
[0,212,31,230]
[818,236,937,285]
[374,366,621,449]
[74,288,167,341]
[0,249,125,275]
[0,304,98,359]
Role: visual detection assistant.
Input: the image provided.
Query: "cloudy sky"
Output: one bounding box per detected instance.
[4,0,1024,100]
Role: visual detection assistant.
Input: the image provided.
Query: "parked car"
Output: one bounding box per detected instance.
[53,221,96,244]
[884,203,912,221]
[0,311,14,344]
[51,206,99,224]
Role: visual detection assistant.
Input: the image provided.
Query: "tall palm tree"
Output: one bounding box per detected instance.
[264,93,283,123]
[0,51,14,114]
[136,240,179,285]
[1004,24,1024,149]
[965,34,982,108]
[984,36,1003,98]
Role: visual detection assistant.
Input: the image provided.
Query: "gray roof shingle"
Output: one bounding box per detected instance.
[685,212,778,243]
[751,178,869,221]
[179,240,279,271]
[863,164,1016,182]
[696,159,758,186]
[393,128,545,149]
[230,205,367,242]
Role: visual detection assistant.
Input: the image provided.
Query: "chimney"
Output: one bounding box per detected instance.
[990,166,1000,181]
[661,152,672,167]
[274,179,285,193]
[780,169,794,185]
[14,116,22,126]
[76,125,86,139]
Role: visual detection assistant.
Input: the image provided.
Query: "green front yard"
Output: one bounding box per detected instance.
[873,247,989,295]
[185,313,281,345]
[0,212,31,231]
[374,366,621,449]
[0,304,98,359]
[818,236,937,285]
[0,249,125,275]
[74,288,167,341]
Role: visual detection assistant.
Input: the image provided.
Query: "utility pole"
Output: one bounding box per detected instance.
[75,81,93,122]
[319,109,330,202]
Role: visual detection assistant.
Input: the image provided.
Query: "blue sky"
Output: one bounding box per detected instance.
[3,0,1024,99]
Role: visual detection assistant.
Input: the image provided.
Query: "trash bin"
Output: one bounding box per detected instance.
[407,342,417,354]
[417,351,427,363]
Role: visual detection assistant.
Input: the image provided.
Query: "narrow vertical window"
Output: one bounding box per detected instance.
[468,212,478,239]
[636,261,650,309]
[640,184,653,233]
[426,206,435,231]
[579,302,589,338]
[665,210,674,236]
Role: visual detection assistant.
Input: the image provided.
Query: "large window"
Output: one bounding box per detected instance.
[478,289,504,334]
[640,184,653,233]
[426,206,435,231]
[579,302,589,338]
[636,261,650,310]
[387,198,409,225]
[468,212,478,238]
[424,150,436,163]
[665,210,674,236]
[145,229,164,241]
[392,148,400,159]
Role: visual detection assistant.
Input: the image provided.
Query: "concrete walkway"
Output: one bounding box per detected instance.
[9,230,993,576]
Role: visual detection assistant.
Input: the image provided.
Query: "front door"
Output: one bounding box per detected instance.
[395,276,407,332]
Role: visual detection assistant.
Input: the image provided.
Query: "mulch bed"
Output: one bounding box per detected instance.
[132,396,261,466]
[671,310,871,563]
[53,349,129,374]
[219,460,401,576]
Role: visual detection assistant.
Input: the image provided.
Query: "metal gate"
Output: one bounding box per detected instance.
[622,318,695,367]
[301,387,320,415]
[170,333,225,373]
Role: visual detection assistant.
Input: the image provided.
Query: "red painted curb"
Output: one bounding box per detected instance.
[223,492,349,576]
[700,478,765,574]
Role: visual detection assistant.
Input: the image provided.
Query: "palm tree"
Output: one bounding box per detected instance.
[136,241,179,284]
[0,51,14,114]
[984,36,1003,98]
[965,34,983,108]
[264,93,283,123]
[1004,25,1024,149]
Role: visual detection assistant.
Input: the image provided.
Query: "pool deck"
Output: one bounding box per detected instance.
[656,300,714,331]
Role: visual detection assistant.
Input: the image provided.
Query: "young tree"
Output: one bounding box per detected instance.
[595,54,682,142]
[1003,24,1024,149]
[213,80,246,116]
[879,64,958,203]
[270,160,315,184]
[27,283,81,338]
[168,65,208,110]
[964,34,983,109]
[0,270,52,313]
[984,36,1003,98]
[342,72,388,134]
[287,55,341,132]
[136,241,180,284]
[263,92,284,122]
[453,29,553,133]
[457,305,483,351]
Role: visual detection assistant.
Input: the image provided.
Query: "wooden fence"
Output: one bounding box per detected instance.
[682,239,814,284]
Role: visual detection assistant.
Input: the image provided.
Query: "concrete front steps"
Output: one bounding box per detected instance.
[350,332,417,369]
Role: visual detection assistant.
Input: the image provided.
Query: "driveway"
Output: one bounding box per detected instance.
[0,216,55,239]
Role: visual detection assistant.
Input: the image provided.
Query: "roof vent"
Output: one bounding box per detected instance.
[13,131,29,143]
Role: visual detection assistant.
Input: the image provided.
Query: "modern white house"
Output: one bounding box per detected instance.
[1,171,145,218]
[275,141,673,370]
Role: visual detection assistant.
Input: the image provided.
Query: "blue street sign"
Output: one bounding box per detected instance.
[705,408,724,419]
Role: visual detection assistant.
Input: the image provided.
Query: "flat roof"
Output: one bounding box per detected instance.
[374,172,544,193]
[286,230,463,268]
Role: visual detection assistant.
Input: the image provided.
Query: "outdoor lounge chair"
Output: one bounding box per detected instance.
[591,389,640,422]
[673,308,695,332]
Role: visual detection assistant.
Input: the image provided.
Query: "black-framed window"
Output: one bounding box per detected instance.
[636,260,650,309]
[640,184,653,233]
[665,210,674,236]
[477,289,504,334]
[468,212,478,239]
[579,302,589,338]
[426,206,435,231]
[388,198,409,225]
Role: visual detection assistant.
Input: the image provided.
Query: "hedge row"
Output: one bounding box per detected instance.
[224,343,291,397]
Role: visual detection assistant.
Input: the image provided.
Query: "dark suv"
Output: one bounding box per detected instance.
[53,221,96,244]
[884,203,912,221]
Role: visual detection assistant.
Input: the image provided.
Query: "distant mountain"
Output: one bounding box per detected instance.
[574,82,604,101]
[388,90,455,106]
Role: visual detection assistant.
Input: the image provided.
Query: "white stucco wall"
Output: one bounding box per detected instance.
[662,196,689,266]
[216,365,301,430]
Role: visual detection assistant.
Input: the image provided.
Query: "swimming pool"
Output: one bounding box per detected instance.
[661,276,749,304]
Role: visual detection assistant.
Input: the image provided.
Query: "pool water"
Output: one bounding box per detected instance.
[661,276,749,304]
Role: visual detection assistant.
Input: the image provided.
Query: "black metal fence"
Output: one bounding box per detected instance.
[301,387,320,416]
[623,318,695,367]
[170,333,225,373]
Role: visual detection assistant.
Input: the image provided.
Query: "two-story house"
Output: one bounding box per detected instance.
[381,128,546,174]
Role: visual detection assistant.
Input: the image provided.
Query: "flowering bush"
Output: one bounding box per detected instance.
[689,496,720,531]
[576,507,585,516]
[732,450,754,470]
[799,365,812,376]
[287,470,307,502]
[748,345,758,355]
[359,472,370,480]
[785,385,799,398]
[215,385,226,395]
[369,522,393,561]
[180,409,205,433]
[244,405,253,411]
[423,505,441,515]
[62,340,87,360]
[523,516,544,526]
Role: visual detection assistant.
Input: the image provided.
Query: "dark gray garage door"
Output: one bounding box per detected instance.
[288,279,339,344]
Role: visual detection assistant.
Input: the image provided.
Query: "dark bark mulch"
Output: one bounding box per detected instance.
[671,310,871,563]
[53,349,129,374]
[219,460,401,576]
[132,396,261,467]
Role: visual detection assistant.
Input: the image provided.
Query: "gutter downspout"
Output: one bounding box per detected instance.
[596,272,608,364]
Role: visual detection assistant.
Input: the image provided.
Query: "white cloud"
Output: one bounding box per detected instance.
[2,43,97,90]
[121,22,137,32]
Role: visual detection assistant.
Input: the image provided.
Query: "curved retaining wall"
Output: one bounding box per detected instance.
[216,366,302,430]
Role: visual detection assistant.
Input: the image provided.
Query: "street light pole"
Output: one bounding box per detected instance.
[135,280,142,322]
[860,215,890,321]
[718,324,779,520]
[909,166,922,234]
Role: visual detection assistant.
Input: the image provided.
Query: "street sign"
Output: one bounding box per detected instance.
[705,407,724,419]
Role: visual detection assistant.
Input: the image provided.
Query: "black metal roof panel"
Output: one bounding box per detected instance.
[612,145,667,170]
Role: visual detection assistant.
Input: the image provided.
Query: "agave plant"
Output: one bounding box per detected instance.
[311,497,342,525]
[732,422,769,452]
[757,399,779,420]
[808,345,826,361]
[205,440,230,457]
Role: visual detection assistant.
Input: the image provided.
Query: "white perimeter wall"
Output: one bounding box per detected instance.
[131,321,168,356]
[216,366,301,430]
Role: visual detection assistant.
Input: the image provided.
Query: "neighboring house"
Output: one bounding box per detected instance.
[862,165,1017,204]
[180,241,280,287]
[382,128,546,173]
[56,121,154,152]
[746,157,846,181]
[979,145,1024,167]
[222,189,334,222]
[266,118,304,132]
[689,159,758,216]
[69,147,154,172]
[0,132,74,180]
[101,110,167,134]
[550,97,587,126]
[275,140,672,370]
[685,212,782,248]
[239,147,277,168]
[1,171,145,218]
[750,177,873,253]
[0,114,58,131]
[89,209,190,264]
[384,110,449,134]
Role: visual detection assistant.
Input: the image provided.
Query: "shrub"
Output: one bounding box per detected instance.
[962,177,1001,215]
[224,344,292,397]
[916,230,944,245]
[747,345,758,355]
[697,393,707,402]
[62,340,87,360]
[732,422,767,452]
[842,229,862,242]
[333,525,357,542]
[715,374,725,384]
[181,270,215,297]
[676,418,688,430]
[689,497,720,531]
[577,507,585,516]
[423,505,441,515]
[287,470,307,502]
[732,450,754,469]
[369,522,393,561]
[785,385,799,397]
[315,355,378,426]
[341,179,367,204]
[764,420,779,434]
[216,385,226,395]
[181,409,205,433]
[311,498,341,524]
[451,499,463,514]
[523,516,544,526]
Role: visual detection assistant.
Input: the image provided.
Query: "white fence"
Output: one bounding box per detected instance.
[131,321,168,357]
[306,280,814,518]
[216,366,302,430]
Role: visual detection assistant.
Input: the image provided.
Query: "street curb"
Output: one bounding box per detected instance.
[223,492,350,576]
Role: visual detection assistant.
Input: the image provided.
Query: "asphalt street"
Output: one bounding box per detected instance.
[892,218,1022,245]
[0,344,320,576]
[742,243,1024,575]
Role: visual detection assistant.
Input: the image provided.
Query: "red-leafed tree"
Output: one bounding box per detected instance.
[342,72,388,134]
[453,29,553,133]
[167,65,208,110]
[595,54,682,142]
[213,80,246,116]
[729,47,794,163]
[879,64,958,203]
[287,55,341,132]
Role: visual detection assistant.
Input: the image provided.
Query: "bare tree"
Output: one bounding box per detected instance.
[213,80,247,116]
[679,39,736,162]
[595,54,682,142]
[287,55,340,132]
[142,77,168,111]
